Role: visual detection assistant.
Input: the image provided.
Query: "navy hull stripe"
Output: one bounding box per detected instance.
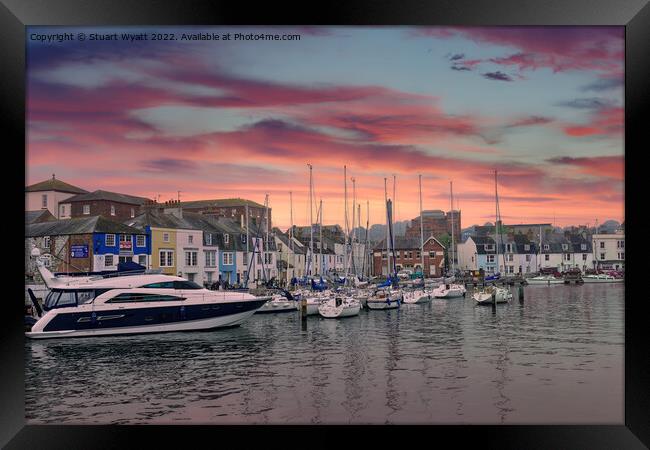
[42,299,266,332]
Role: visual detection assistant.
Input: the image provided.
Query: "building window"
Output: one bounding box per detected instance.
[544,244,549,251]
[617,241,624,248]
[163,232,170,243]
[60,205,65,216]
[43,236,51,249]
[545,254,550,261]
[138,254,147,266]
[188,235,194,244]
[105,254,114,267]
[525,254,531,262]
[278,243,283,253]
[562,244,568,251]
[429,251,435,258]
[619,252,625,260]
[105,234,115,246]
[485,244,494,251]
[160,250,174,267]
[223,252,234,265]
[130,208,135,218]
[205,250,216,267]
[581,244,587,251]
[206,234,212,245]
[600,253,606,260]
[41,194,47,208]
[185,251,198,266]
[524,244,530,251]
[110,205,116,216]
[83,205,90,215]
[506,244,512,253]
[224,234,229,244]
[582,254,588,261]
[487,255,495,263]
[565,254,571,261]
[264,253,272,265]
[136,235,146,247]
[206,272,212,283]
[600,242,605,249]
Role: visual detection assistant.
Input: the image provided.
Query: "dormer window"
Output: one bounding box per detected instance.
[224,234,229,244]
[524,244,530,251]
[562,244,568,251]
[110,205,116,216]
[41,194,48,208]
[83,205,90,215]
[130,208,135,218]
[206,234,212,245]
[581,244,587,251]
[544,244,550,251]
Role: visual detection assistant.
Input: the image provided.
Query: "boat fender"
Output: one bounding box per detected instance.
[90,311,97,325]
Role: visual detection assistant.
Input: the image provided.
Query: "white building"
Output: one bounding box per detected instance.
[592,231,625,270]
[175,227,205,284]
[25,175,87,219]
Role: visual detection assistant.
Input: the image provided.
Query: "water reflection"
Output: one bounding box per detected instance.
[26,284,624,424]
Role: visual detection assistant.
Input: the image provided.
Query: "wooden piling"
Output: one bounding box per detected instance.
[518,285,524,303]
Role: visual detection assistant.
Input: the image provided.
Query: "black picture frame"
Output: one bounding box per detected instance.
[2,0,648,447]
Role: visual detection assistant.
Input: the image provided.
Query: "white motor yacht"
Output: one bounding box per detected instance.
[26,260,269,339]
[582,274,623,283]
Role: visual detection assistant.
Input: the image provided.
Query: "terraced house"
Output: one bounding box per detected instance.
[25,216,148,280]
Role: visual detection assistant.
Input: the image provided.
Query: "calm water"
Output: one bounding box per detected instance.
[25,284,624,424]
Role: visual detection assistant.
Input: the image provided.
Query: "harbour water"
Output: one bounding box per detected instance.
[25,283,623,424]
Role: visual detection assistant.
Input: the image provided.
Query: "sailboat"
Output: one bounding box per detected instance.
[474,171,512,305]
[318,165,360,318]
[433,181,467,299]
[368,178,402,310]
[404,174,432,304]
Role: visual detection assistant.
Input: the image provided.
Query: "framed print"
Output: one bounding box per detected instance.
[2,0,648,448]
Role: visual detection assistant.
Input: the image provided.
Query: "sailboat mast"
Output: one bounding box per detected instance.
[450,181,455,275]
[494,170,500,274]
[363,200,369,278]
[419,174,425,278]
[264,193,270,281]
[344,165,349,278]
[384,177,390,277]
[308,163,314,277]
[319,199,323,276]
[289,191,294,282]
[392,174,396,254]
[351,177,356,277]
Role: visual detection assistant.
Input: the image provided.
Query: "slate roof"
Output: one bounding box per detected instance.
[180,198,265,209]
[26,177,88,194]
[64,190,150,205]
[26,216,143,237]
[25,210,56,224]
[126,211,198,230]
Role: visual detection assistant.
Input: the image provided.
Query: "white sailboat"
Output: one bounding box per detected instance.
[582,274,623,283]
[527,275,564,285]
[404,174,432,304]
[434,181,466,299]
[473,170,511,305]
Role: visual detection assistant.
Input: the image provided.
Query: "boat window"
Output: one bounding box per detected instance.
[140,281,175,289]
[106,293,186,303]
[56,291,77,308]
[76,290,95,305]
[173,281,202,289]
[43,291,60,310]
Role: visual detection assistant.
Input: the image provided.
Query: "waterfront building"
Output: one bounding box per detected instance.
[372,236,445,277]
[25,174,88,219]
[25,216,149,281]
[168,198,271,231]
[538,233,594,272]
[404,209,461,244]
[592,231,625,270]
[60,189,150,221]
[127,211,196,278]
[273,229,307,282]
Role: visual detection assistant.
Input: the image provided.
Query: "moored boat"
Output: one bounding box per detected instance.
[318,295,360,318]
[582,274,624,283]
[473,285,512,305]
[527,275,564,285]
[432,283,466,298]
[26,260,269,339]
[403,288,431,304]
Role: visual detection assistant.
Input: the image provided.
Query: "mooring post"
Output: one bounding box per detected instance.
[518,284,524,304]
[492,290,496,306]
[301,298,307,321]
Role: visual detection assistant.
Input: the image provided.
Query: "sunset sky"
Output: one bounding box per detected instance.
[26,26,624,230]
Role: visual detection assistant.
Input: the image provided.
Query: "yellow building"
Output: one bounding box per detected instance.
[150,226,178,275]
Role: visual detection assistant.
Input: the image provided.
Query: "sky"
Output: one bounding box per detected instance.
[26,26,624,230]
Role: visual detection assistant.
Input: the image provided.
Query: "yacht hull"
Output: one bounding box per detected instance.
[26,299,268,339]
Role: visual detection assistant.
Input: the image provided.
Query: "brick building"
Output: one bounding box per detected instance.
[373,236,445,277]
[404,209,461,243]
[59,190,150,221]
[167,198,271,232]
